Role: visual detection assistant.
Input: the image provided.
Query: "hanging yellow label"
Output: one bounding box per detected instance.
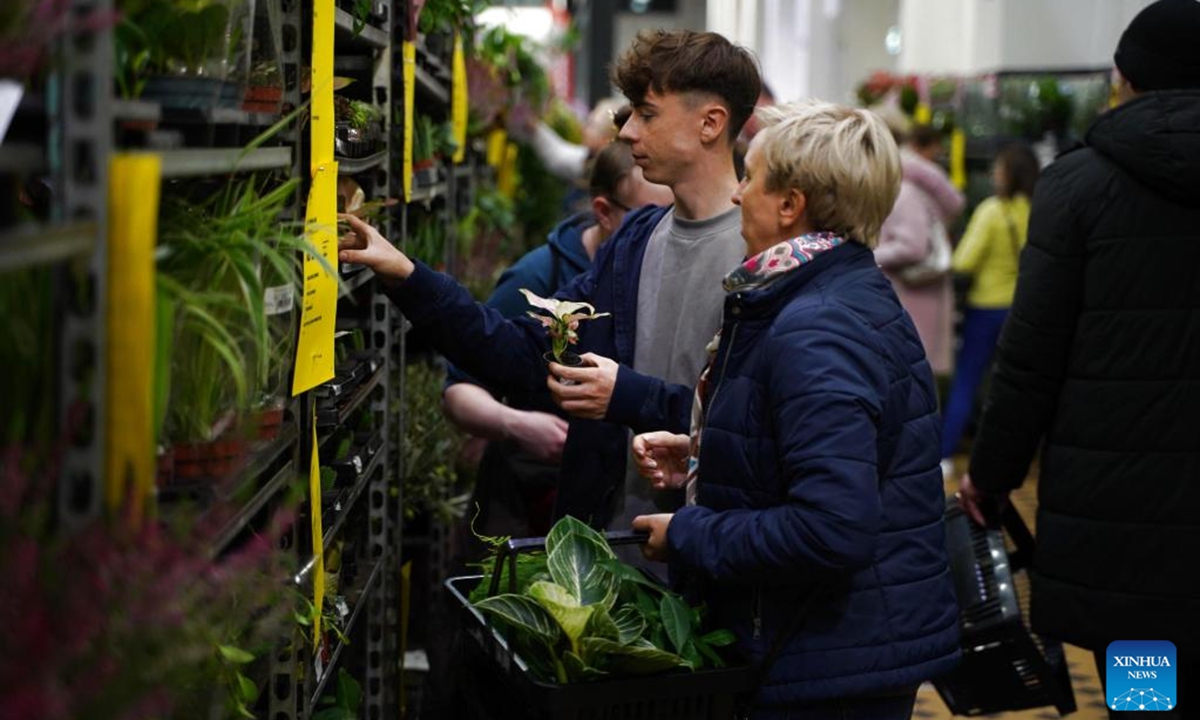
[292,163,339,395]
[403,40,416,201]
[106,153,161,526]
[950,128,967,191]
[308,408,326,648]
[451,34,468,163]
[914,101,932,126]
[486,128,507,169]
[311,0,334,170]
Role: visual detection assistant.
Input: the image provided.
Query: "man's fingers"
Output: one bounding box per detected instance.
[339,248,366,264]
[338,212,373,235]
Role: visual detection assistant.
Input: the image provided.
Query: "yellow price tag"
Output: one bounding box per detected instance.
[950,128,967,191]
[914,102,932,126]
[106,153,161,526]
[451,34,468,164]
[308,409,326,648]
[311,0,334,169]
[292,163,339,395]
[403,40,416,201]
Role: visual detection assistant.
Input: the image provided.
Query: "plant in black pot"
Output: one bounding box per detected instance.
[520,289,608,381]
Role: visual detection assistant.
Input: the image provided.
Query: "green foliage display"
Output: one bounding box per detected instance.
[115,0,249,96]
[468,517,735,684]
[0,268,56,451]
[402,359,468,523]
[155,174,323,444]
[417,0,489,37]
[312,669,362,720]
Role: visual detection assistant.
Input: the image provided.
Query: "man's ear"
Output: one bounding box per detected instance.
[699,102,731,145]
[592,196,619,235]
[778,188,807,233]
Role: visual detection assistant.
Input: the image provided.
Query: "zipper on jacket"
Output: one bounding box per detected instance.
[703,320,739,422]
[752,586,763,640]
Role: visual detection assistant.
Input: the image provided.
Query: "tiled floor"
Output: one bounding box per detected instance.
[915,457,1111,720]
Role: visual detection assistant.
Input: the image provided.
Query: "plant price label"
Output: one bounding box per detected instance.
[264,284,294,316]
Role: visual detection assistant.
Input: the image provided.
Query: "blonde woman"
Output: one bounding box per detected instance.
[631,100,960,719]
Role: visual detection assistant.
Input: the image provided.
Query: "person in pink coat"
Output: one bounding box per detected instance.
[875,125,965,378]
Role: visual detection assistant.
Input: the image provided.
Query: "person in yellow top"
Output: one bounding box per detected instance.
[941,143,1040,468]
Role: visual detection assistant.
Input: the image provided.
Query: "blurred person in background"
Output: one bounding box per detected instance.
[876,124,966,390]
[939,142,1039,475]
[630,99,959,719]
[958,1,1200,715]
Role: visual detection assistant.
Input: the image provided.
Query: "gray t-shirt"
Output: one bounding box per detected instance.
[612,206,744,557]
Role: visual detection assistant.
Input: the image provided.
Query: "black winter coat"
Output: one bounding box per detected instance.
[968,90,1200,650]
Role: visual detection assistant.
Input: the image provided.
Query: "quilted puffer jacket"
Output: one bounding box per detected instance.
[969,90,1200,650]
[667,241,961,707]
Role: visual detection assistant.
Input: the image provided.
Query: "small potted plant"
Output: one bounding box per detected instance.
[520,289,608,378]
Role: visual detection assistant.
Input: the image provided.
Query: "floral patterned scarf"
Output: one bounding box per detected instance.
[684,233,845,504]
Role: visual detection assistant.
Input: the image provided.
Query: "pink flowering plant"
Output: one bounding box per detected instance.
[520,288,609,364]
[0,438,296,720]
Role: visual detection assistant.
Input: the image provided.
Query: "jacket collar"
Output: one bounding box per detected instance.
[727,241,871,318]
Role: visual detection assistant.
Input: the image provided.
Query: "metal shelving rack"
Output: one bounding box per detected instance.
[9,0,488,714]
[55,0,115,529]
[7,0,411,716]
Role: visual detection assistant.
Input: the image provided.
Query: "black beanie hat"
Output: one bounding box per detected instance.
[1114,0,1200,91]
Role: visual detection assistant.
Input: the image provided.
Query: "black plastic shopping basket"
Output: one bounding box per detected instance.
[446,530,758,720]
[934,498,1077,716]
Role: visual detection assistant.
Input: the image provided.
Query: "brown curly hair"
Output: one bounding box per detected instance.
[611,29,762,143]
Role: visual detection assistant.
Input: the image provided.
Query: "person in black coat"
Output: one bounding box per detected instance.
[957,1,1200,716]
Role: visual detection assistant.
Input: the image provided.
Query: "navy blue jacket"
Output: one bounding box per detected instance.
[445,211,595,414]
[667,242,960,706]
[386,205,693,525]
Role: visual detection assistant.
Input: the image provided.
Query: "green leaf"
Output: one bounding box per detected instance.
[335,668,362,710]
[680,637,703,669]
[611,606,646,645]
[545,516,617,608]
[583,606,621,642]
[218,644,256,664]
[700,628,736,646]
[562,650,608,683]
[580,637,692,675]
[695,637,727,668]
[474,594,561,647]
[528,581,593,651]
[236,672,258,702]
[659,594,692,654]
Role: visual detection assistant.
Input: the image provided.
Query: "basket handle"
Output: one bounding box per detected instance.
[487,529,650,598]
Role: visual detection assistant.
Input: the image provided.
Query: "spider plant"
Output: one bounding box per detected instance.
[155,174,328,446]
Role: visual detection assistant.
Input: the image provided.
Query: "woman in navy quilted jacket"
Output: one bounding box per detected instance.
[631,100,960,719]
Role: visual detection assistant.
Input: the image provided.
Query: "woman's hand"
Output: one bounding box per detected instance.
[630,431,689,490]
[631,513,673,562]
[338,213,414,280]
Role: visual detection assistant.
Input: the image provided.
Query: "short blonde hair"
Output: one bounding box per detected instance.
[754,100,901,248]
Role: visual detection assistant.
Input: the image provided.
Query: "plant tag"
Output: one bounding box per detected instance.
[264,284,294,316]
[0,82,22,144]
[352,456,362,474]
